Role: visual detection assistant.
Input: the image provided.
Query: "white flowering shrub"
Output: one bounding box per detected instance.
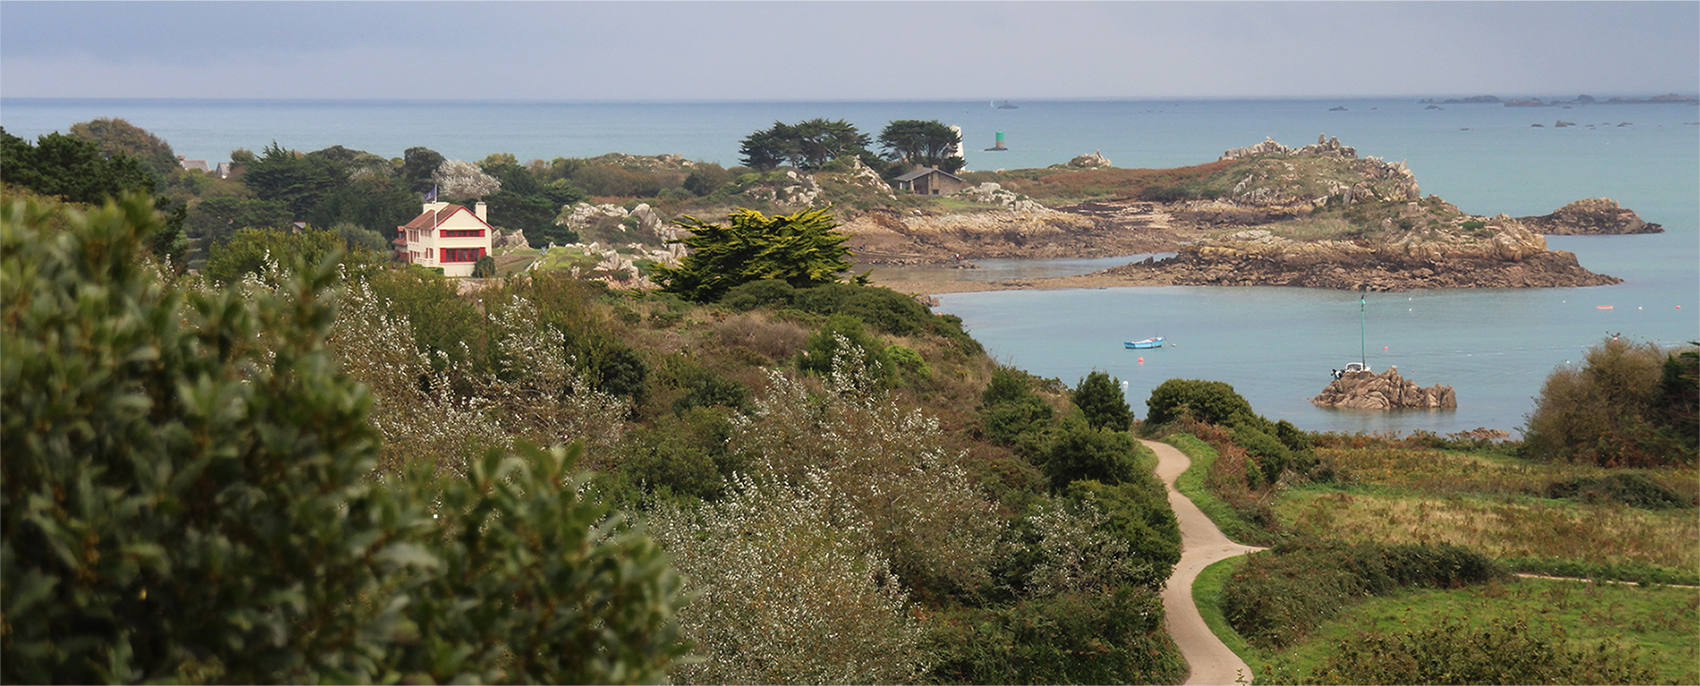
[646,471,928,684]
[731,340,1004,599]
[477,295,628,456]
[431,159,501,198]
[1024,492,1152,596]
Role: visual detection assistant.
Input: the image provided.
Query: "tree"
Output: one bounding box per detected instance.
[1,127,155,205]
[1,195,686,683]
[652,207,861,302]
[433,159,501,198]
[1522,337,1698,467]
[1074,370,1133,431]
[878,119,964,173]
[307,173,420,236]
[1144,378,1258,427]
[472,254,496,277]
[69,117,179,181]
[202,226,376,286]
[738,119,870,171]
[240,141,338,219]
[402,146,446,194]
[182,196,294,267]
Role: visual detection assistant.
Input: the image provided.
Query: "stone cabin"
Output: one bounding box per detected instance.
[395,201,495,277]
[893,167,969,196]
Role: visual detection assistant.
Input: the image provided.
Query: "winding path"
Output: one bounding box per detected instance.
[1142,439,1267,686]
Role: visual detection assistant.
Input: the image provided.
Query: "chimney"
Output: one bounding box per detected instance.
[475,201,488,222]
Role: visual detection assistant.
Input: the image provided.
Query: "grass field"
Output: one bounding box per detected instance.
[1245,577,1699,685]
[1277,448,1699,572]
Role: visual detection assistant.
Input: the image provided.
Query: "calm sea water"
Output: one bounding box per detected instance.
[4,97,1696,434]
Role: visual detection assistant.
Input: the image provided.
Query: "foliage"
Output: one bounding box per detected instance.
[401,146,446,194]
[1233,422,1290,486]
[923,587,1185,685]
[1144,378,1258,428]
[1303,615,1658,685]
[615,407,743,502]
[201,226,377,286]
[239,142,338,220]
[69,117,179,182]
[1221,538,1507,649]
[1073,370,1132,432]
[1,196,686,682]
[1041,418,1139,489]
[731,346,1005,602]
[738,118,871,171]
[653,207,859,303]
[1024,481,1180,595]
[306,172,419,235]
[682,162,733,196]
[182,195,294,265]
[0,127,156,205]
[1523,336,1699,467]
[978,366,1057,449]
[798,317,889,380]
[721,279,979,352]
[1544,471,1690,509]
[472,254,497,277]
[877,119,965,173]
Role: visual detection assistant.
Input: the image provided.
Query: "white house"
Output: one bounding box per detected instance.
[395,201,495,277]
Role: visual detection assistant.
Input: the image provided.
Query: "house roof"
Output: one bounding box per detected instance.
[400,204,494,231]
[893,167,964,183]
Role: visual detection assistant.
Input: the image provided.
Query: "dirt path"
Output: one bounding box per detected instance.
[1142,439,1267,686]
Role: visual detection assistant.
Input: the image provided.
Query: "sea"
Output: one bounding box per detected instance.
[4,96,1697,435]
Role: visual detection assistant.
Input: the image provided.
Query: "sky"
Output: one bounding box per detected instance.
[2,1,1696,101]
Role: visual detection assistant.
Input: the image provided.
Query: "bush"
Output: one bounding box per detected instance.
[1221,538,1507,648]
[1233,423,1291,485]
[1042,418,1139,489]
[617,407,743,502]
[924,588,1185,685]
[1523,336,1699,467]
[978,367,1055,448]
[1304,616,1658,685]
[1544,472,1692,509]
[1144,378,1257,428]
[1073,370,1133,432]
[797,314,888,380]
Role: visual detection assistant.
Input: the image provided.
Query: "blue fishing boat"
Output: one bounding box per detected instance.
[1125,337,1165,350]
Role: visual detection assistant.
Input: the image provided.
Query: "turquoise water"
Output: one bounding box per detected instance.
[4,97,1695,433]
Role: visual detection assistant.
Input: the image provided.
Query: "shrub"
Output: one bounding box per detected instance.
[1220,538,1507,648]
[1305,616,1658,685]
[617,406,743,502]
[1544,472,1692,509]
[1523,336,1699,467]
[923,588,1185,685]
[1233,423,1291,485]
[797,315,888,380]
[978,367,1056,448]
[1073,370,1133,432]
[1144,378,1257,428]
[1042,418,1139,489]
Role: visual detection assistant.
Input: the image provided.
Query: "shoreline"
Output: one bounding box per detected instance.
[875,270,1173,299]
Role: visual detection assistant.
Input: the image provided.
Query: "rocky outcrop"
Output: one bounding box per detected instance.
[1102,218,1621,291]
[1517,198,1663,235]
[1068,151,1113,168]
[954,182,1050,212]
[493,229,530,250]
[1221,134,1358,161]
[1311,367,1457,410]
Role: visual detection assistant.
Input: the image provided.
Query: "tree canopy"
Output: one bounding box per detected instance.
[738,119,870,171]
[652,207,862,302]
[878,120,965,173]
[1,127,155,205]
[69,117,180,182]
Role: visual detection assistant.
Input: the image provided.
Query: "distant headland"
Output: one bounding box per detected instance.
[1418,93,1699,107]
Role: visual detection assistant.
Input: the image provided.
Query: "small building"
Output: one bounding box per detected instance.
[396,201,495,277]
[893,167,969,196]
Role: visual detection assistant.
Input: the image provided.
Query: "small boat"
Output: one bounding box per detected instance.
[1125,337,1165,350]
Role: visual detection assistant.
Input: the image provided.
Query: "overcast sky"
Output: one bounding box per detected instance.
[2,1,1696,101]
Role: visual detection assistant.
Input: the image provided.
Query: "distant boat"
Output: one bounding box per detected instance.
[1125,336,1165,350]
[992,100,1019,109]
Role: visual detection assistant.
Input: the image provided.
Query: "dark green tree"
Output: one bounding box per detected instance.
[402,146,446,194]
[682,162,734,196]
[877,119,964,173]
[0,128,155,205]
[182,196,294,267]
[240,142,339,220]
[1042,418,1139,489]
[738,119,870,171]
[1074,370,1133,431]
[307,173,419,236]
[1144,378,1258,427]
[472,254,497,278]
[653,207,862,302]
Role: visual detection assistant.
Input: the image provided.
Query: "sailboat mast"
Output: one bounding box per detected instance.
[1359,289,1367,368]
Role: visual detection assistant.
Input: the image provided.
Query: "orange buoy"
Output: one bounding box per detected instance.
[1137,357,1144,364]
[1597,305,1613,309]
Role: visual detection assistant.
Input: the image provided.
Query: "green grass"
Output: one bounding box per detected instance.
[1249,577,1699,685]
[1162,434,1270,545]
[1194,556,1258,677]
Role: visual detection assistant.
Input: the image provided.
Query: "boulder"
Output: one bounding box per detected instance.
[1311,366,1457,410]
[1068,151,1113,168]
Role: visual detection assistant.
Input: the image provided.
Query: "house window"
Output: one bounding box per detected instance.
[441,247,486,263]
[441,229,485,238]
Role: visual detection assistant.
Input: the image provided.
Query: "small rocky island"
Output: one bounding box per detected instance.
[1312,367,1457,410]
[1517,198,1663,235]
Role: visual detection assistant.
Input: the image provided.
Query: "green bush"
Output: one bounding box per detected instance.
[617,407,743,502]
[924,588,1185,685]
[1041,418,1138,489]
[797,314,889,379]
[1073,370,1132,432]
[1144,378,1257,428]
[1220,538,1508,649]
[1064,479,1181,589]
[1544,472,1692,509]
[1233,423,1290,485]
[1,196,685,683]
[978,367,1055,448]
[1304,616,1658,685]
[1523,336,1699,467]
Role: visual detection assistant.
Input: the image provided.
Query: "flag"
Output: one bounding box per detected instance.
[424,185,438,203]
